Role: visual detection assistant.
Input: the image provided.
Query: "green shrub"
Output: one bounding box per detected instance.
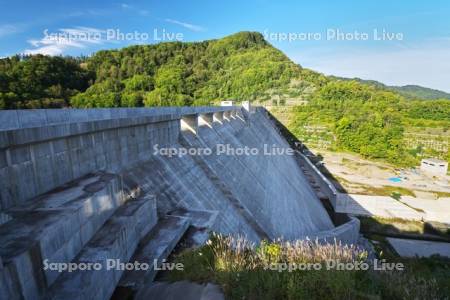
[169,234,450,300]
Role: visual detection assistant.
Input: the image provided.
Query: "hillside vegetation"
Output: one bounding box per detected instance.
[391,85,450,100]
[1,32,316,108]
[331,76,450,100]
[0,55,93,108]
[169,234,450,300]
[0,31,448,166]
[289,80,450,165]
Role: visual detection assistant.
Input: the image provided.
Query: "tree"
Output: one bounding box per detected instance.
[0,54,92,108]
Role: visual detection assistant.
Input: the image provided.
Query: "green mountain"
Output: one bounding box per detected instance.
[390,85,450,100]
[1,31,448,109]
[73,31,314,108]
[330,76,450,100]
[1,32,326,109]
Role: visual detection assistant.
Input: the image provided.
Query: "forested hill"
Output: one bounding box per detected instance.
[0,32,326,109]
[330,76,450,100]
[390,85,450,100]
[1,30,447,109]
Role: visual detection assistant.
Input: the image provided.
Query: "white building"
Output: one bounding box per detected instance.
[220,100,234,106]
[420,158,448,176]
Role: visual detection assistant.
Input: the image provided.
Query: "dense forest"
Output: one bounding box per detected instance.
[0,31,448,165]
[2,31,447,109]
[0,55,93,109]
[289,80,449,165]
[1,32,303,109]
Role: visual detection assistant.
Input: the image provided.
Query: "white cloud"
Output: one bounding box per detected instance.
[165,18,205,32]
[23,27,106,56]
[119,3,149,16]
[0,24,22,38]
[291,43,450,93]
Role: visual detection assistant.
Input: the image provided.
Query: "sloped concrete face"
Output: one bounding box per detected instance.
[184,108,334,239]
[123,107,334,241]
[121,146,263,243]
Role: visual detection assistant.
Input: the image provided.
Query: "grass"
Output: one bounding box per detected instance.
[359,216,425,235]
[168,233,450,300]
[435,191,450,199]
[339,156,384,170]
[358,185,416,197]
[364,233,399,260]
[331,175,417,197]
[329,173,449,205]
[358,216,450,240]
[364,232,450,292]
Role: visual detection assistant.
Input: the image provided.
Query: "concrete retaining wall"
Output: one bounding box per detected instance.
[0,107,240,210]
[295,151,339,209]
[300,217,360,245]
[293,151,360,244]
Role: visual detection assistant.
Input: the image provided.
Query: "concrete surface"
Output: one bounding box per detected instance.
[168,208,219,246]
[181,108,334,239]
[335,193,424,220]
[135,281,224,300]
[118,215,190,290]
[0,172,127,299]
[402,196,450,224]
[0,107,239,210]
[47,194,157,300]
[0,106,360,300]
[317,150,450,196]
[0,106,239,130]
[387,237,450,258]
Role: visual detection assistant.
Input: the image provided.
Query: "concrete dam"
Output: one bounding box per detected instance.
[0,105,359,299]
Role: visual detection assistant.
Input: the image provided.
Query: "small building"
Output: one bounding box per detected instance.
[220,100,234,106]
[420,158,448,176]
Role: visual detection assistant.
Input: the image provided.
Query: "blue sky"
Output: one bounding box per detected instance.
[1,0,450,92]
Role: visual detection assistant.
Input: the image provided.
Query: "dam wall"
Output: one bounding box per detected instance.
[0,107,235,210]
[0,105,359,299]
[180,108,335,239]
[0,105,340,240]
